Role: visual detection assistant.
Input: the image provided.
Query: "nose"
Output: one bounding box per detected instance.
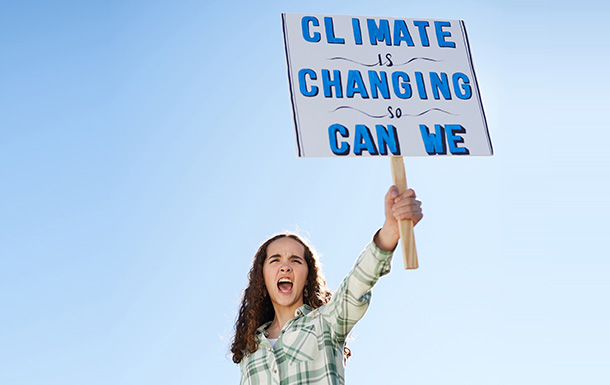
[280,265,292,273]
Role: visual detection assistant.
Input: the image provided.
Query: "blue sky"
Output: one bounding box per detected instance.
[1,0,608,384]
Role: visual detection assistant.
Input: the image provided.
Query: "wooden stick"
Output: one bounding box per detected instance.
[390,156,419,269]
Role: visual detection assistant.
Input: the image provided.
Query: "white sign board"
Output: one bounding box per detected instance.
[282,13,493,157]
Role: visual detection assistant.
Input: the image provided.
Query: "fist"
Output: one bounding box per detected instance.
[385,186,423,228]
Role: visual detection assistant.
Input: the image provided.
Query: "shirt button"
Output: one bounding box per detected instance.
[281,329,285,333]
[274,369,277,374]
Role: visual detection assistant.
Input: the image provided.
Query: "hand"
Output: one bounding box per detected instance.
[375,186,423,251]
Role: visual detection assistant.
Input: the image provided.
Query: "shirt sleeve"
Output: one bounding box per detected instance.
[320,233,394,344]
[239,360,248,385]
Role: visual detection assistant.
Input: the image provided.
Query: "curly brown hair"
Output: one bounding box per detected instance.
[230,232,332,364]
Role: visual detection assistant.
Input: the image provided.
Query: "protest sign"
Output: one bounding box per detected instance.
[282,13,493,268]
[282,13,492,158]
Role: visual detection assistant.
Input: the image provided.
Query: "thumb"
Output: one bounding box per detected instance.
[386,185,399,202]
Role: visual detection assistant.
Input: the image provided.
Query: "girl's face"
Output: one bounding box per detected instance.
[263,237,309,312]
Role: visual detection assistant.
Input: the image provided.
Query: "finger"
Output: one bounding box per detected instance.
[393,188,416,202]
[392,204,422,217]
[393,201,423,215]
[385,185,399,202]
[394,209,424,224]
[392,198,422,209]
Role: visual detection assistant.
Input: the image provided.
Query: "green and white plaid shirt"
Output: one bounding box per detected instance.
[239,239,394,385]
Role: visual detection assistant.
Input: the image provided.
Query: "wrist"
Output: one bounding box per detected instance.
[375,224,399,251]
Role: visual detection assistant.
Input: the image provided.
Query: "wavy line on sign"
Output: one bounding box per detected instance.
[327,56,443,67]
[394,57,444,66]
[327,57,379,67]
[330,106,388,118]
[331,106,458,118]
[405,108,458,117]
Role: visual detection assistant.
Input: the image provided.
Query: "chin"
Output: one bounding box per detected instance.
[274,296,303,308]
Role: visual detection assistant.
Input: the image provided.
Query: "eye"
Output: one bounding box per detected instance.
[291,256,303,264]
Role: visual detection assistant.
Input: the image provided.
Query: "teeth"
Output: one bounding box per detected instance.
[278,278,292,284]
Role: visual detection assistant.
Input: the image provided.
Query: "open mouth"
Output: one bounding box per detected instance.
[277,278,293,293]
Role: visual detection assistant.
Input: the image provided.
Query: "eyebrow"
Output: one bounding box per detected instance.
[266,254,305,261]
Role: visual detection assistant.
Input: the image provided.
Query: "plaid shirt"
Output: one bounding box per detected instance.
[239,239,394,385]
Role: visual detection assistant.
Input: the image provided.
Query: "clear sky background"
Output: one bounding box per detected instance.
[1,0,608,384]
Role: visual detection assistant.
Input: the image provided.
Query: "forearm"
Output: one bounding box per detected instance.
[323,237,394,342]
[374,223,400,252]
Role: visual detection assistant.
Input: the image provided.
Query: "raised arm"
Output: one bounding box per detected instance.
[322,186,423,343]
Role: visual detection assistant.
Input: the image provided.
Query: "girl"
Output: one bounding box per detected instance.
[231,186,423,385]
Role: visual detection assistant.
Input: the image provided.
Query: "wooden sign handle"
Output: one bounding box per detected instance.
[390,156,419,269]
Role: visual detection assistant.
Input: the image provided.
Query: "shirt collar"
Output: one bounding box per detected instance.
[256,321,273,337]
[256,304,314,336]
[296,303,313,317]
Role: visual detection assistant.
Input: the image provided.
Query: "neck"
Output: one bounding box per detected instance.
[268,302,303,337]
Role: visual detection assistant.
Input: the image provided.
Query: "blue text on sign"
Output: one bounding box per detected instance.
[302,16,456,48]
